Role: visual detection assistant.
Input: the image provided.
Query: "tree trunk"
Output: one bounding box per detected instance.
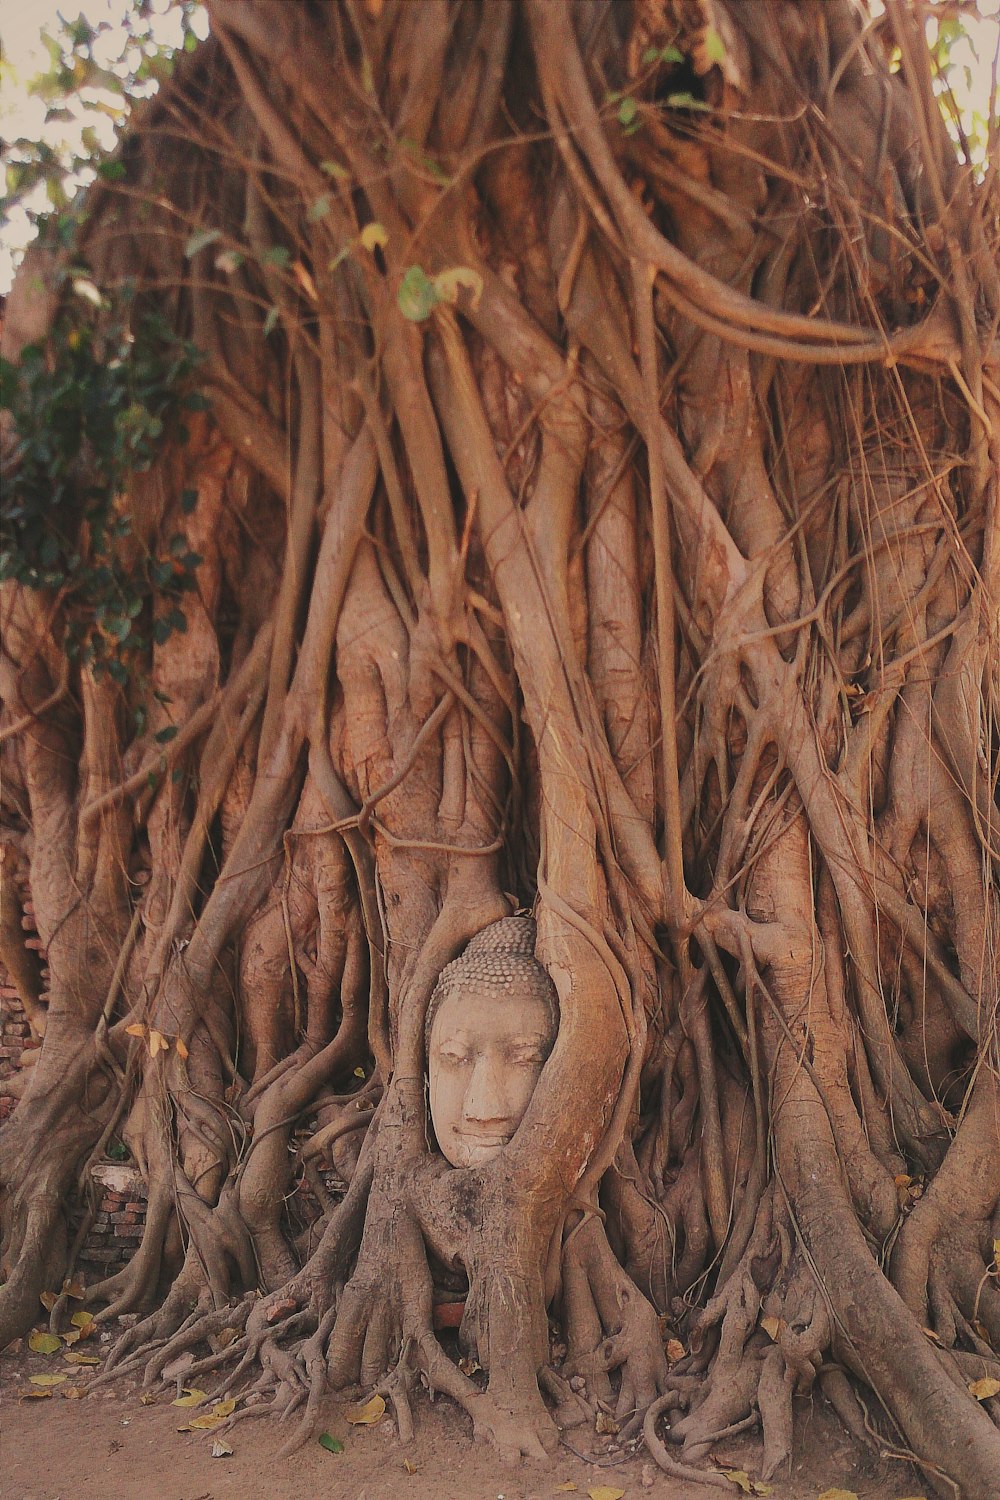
[2,1,999,1493]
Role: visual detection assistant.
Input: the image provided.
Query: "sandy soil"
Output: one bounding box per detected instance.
[0,1337,926,1500]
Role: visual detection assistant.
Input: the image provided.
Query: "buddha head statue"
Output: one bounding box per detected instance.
[426,915,558,1169]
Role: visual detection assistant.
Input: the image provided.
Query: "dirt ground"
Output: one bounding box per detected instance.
[0,1335,930,1500]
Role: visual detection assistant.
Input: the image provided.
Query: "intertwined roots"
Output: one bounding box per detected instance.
[2,0,1000,1494]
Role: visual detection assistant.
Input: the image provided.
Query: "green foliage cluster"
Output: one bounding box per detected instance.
[1,282,207,682]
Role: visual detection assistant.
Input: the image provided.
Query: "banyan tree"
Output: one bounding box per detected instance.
[1,1,999,1493]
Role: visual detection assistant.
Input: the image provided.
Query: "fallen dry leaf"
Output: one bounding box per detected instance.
[818,1490,859,1500]
[125,1022,146,1038]
[175,1036,190,1061]
[403,1457,417,1474]
[211,1438,234,1458]
[665,1338,685,1363]
[70,1310,95,1332]
[139,1392,158,1405]
[178,1412,223,1432]
[60,1386,88,1399]
[148,1027,169,1057]
[587,1488,625,1500]
[20,1388,53,1400]
[554,1486,577,1494]
[172,1387,208,1407]
[345,1392,386,1425]
[721,1473,753,1495]
[39,1291,58,1311]
[760,1315,785,1342]
[27,1330,61,1355]
[595,1409,619,1434]
[212,1398,237,1418]
[29,1373,68,1387]
[64,1352,100,1366]
[969,1377,1000,1400]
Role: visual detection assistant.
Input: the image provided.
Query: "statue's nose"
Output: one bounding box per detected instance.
[462,1053,508,1124]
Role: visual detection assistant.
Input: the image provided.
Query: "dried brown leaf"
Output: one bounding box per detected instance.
[172,1387,208,1407]
[345,1393,386,1425]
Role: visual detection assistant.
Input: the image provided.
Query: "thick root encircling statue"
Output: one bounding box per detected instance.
[2,1,1000,1495]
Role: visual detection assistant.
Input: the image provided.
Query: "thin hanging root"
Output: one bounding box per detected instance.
[818,1367,878,1452]
[642,1395,735,1489]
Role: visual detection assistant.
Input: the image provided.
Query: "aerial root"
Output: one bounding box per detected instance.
[642,1395,734,1488]
[376,1340,419,1445]
[274,1304,339,1458]
[141,1294,255,1389]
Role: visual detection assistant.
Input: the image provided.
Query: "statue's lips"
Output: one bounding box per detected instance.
[454,1129,513,1148]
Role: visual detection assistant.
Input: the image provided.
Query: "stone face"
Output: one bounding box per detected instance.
[426,916,558,1170]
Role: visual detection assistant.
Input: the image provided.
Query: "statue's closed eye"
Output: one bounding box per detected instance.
[437,1046,473,1066]
[506,1043,547,1065]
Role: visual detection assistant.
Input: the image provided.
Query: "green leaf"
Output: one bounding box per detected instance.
[703,26,727,65]
[320,160,348,180]
[308,194,332,223]
[154,725,178,744]
[185,228,221,258]
[263,306,280,337]
[397,265,440,322]
[617,97,639,128]
[261,245,291,268]
[96,160,126,182]
[318,1432,344,1454]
